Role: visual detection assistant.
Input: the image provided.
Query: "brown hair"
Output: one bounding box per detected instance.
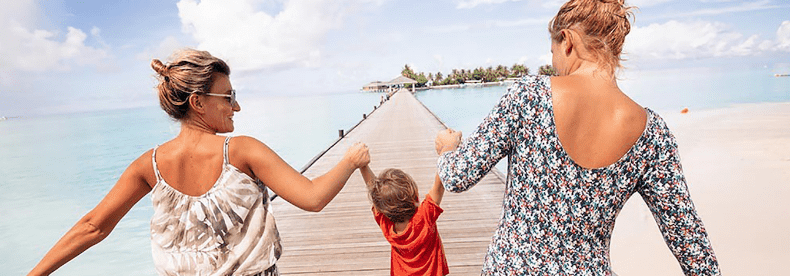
[369,168,420,223]
[151,49,230,120]
[549,0,635,75]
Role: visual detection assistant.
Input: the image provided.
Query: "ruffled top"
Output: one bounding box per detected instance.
[150,136,281,276]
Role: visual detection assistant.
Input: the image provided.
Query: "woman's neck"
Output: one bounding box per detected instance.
[567,62,613,79]
[178,120,217,140]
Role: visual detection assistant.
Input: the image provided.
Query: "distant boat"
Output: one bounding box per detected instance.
[775,73,789,77]
[0,116,6,121]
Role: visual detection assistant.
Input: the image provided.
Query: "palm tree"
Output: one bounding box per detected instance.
[538,64,557,76]
[496,65,508,80]
[510,64,529,77]
[402,64,415,79]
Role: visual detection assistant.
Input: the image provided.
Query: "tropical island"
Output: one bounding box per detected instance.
[363,63,557,92]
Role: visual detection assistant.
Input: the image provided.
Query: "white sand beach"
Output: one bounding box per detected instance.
[610,102,790,275]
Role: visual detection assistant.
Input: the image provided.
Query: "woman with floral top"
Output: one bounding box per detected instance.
[435,0,720,275]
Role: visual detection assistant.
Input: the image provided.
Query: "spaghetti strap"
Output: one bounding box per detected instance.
[223,136,232,165]
[152,146,162,182]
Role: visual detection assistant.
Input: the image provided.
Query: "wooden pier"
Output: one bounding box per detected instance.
[270,90,507,275]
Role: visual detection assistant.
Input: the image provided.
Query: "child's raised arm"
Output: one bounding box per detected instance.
[360,165,376,191]
[429,173,445,206]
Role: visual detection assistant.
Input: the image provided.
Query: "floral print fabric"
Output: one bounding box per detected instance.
[151,136,282,276]
[438,75,719,275]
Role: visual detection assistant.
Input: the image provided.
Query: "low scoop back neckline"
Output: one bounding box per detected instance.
[154,163,256,198]
[544,75,653,172]
[151,136,258,198]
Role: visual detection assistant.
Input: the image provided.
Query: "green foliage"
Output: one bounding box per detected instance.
[510,64,529,77]
[394,62,533,87]
[416,72,428,87]
[472,68,483,80]
[538,64,557,76]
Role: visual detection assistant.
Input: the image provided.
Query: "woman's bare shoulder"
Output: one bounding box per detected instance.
[231,135,268,150]
[125,148,158,188]
[229,136,275,163]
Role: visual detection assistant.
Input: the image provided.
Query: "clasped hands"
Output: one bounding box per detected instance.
[435,128,462,155]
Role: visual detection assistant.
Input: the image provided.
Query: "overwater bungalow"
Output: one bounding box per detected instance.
[362,75,418,93]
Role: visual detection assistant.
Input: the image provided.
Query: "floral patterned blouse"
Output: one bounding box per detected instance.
[437,75,719,275]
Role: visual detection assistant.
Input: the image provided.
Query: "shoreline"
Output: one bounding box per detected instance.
[424,80,512,90]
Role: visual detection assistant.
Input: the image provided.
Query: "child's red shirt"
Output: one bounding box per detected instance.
[373,194,449,276]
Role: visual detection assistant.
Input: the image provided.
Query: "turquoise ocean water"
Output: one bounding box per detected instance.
[2,66,788,275]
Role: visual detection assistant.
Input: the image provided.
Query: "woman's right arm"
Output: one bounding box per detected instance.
[437,86,522,193]
[28,151,154,276]
[235,136,369,212]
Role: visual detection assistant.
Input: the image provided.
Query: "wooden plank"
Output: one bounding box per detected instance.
[270,90,505,275]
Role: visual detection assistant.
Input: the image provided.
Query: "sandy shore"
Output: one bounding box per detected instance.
[609,102,790,275]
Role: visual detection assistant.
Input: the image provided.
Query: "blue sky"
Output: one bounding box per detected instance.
[1,0,788,116]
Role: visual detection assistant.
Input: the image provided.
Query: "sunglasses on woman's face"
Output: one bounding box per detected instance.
[201,89,237,106]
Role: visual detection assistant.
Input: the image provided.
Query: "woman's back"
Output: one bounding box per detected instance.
[550,74,647,169]
[153,134,228,196]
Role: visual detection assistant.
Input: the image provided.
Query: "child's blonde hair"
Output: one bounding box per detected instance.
[369,168,420,223]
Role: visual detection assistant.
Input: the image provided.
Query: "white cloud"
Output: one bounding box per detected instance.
[624,20,774,60]
[432,54,444,70]
[674,0,779,17]
[537,53,552,66]
[0,0,109,72]
[177,0,377,71]
[540,0,564,9]
[456,0,524,9]
[136,36,185,62]
[776,21,790,51]
[424,17,549,35]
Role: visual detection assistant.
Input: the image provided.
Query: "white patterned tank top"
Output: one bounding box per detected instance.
[150,136,282,276]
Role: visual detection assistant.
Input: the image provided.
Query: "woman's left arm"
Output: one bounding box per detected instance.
[638,139,720,275]
[28,151,154,276]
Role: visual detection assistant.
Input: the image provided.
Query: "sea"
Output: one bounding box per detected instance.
[1,66,788,275]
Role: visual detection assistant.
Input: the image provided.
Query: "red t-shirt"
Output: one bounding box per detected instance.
[373,194,449,276]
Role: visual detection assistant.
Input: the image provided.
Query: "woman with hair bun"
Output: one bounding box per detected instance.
[435,0,720,275]
[29,48,370,276]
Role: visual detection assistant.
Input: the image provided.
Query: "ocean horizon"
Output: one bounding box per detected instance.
[2,67,788,275]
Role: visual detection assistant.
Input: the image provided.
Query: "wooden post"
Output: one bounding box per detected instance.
[338,129,344,137]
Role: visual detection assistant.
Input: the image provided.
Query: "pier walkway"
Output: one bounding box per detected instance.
[270,90,506,275]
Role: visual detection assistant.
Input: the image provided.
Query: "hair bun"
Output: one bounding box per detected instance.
[151,59,168,77]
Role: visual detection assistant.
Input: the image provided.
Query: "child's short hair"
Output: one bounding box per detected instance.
[369,168,420,223]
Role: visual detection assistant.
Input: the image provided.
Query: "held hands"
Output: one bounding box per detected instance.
[435,128,462,155]
[344,142,370,169]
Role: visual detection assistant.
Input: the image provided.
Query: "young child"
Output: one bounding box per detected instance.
[360,165,449,276]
